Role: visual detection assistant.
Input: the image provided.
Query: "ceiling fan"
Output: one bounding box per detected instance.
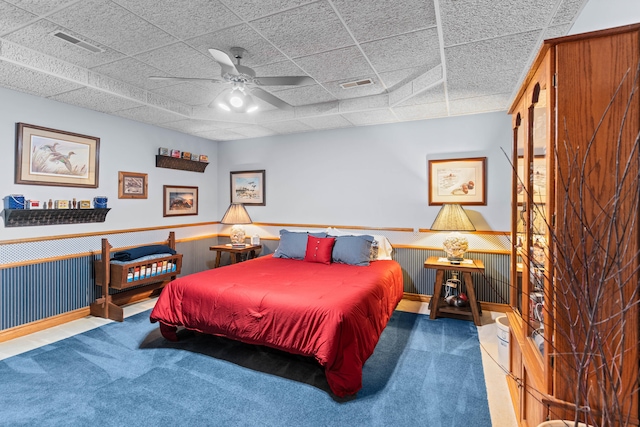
[149,47,314,112]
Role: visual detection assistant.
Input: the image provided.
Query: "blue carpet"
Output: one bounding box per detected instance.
[0,310,491,426]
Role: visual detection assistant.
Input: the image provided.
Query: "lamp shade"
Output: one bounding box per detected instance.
[221,203,252,225]
[430,204,475,231]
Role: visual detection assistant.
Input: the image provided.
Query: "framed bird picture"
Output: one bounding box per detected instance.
[15,123,100,188]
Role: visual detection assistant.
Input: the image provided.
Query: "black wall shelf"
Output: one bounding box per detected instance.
[2,208,110,227]
[156,155,208,173]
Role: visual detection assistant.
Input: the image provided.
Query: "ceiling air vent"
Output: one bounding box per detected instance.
[340,78,374,89]
[53,31,103,53]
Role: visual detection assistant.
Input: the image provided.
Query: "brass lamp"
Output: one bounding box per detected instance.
[430,204,475,264]
[221,203,252,244]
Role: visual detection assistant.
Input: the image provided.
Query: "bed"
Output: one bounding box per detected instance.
[150,230,403,397]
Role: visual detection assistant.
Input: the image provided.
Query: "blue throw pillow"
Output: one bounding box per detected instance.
[332,235,374,266]
[273,230,327,260]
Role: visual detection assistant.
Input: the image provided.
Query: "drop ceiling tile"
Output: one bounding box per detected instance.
[150,82,225,106]
[397,83,446,107]
[389,81,413,106]
[361,28,440,74]
[552,0,589,25]
[4,19,125,69]
[48,87,144,113]
[294,101,339,118]
[87,72,146,103]
[255,107,296,123]
[298,114,353,130]
[543,23,572,39]
[448,93,512,115]
[187,23,287,68]
[90,57,173,90]
[47,0,177,55]
[250,1,353,58]
[342,108,398,126]
[113,0,240,39]
[339,94,389,113]
[0,59,83,97]
[271,84,336,106]
[323,75,386,100]
[159,119,220,133]
[379,67,428,91]
[294,46,375,83]
[440,0,556,46]
[134,42,218,80]
[112,105,186,125]
[1,40,88,82]
[393,102,449,121]
[0,1,37,33]
[333,0,436,42]
[195,128,244,141]
[222,0,314,21]
[146,92,191,116]
[261,119,313,134]
[231,125,277,138]
[445,31,541,100]
[5,0,76,15]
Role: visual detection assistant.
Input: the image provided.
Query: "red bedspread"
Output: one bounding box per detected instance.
[150,254,404,397]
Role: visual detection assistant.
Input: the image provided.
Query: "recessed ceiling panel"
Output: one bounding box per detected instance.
[0,1,37,33]
[272,84,336,106]
[223,0,314,21]
[187,23,287,68]
[47,0,177,55]
[440,0,556,46]
[0,59,83,97]
[134,42,219,80]
[293,46,375,84]
[4,19,124,69]
[48,86,144,113]
[333,0,436,43]
[114,0,241,40]
[250,1,353,58]
[5,0,76,15]
[360,28,440,74]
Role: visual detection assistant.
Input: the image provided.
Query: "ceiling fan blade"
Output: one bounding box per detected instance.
[250,88,294,111]
[253,76,315,86]
[208,48,239,75]
[149,76,223,83]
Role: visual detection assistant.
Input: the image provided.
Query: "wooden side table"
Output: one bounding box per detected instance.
[424,256,485,326]
[210,244,262,268]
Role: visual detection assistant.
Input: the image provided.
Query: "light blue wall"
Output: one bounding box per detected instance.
[0,87,219,241]
[218,112,513,232]
[570,0,640,34]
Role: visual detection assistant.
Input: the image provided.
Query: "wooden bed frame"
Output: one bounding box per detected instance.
[90,231,183,322]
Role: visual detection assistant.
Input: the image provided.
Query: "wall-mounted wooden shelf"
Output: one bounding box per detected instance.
[156,155,208,173]
[2,208,110,227]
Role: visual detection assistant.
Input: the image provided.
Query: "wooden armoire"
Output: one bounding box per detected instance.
[508,24,640,426]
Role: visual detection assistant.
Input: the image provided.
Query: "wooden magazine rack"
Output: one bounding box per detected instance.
[90,231,183,322]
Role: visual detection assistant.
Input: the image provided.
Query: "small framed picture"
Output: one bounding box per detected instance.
[170,149,181,158]
[230,170,265,206]
[158,147,169,156]
[163,185,198,217]
[428,157,487,205]
[118,171,148,199]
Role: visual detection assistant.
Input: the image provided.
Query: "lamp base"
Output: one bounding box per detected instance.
[230,225,246,244]
[447,256,464,265]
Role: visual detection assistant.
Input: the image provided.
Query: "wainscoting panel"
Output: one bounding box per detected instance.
[393,248,511,304]
[1,256,94,330]
[0,236,512,331]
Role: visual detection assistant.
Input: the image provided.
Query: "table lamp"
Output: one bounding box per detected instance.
[221,203,252,245]
[430,204,475,264]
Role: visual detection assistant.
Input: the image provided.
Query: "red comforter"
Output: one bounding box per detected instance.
[150,255,404,397]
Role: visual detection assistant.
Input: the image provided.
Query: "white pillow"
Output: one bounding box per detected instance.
[325,227,393,260]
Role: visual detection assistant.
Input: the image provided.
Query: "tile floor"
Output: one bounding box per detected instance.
[0,298,517,426]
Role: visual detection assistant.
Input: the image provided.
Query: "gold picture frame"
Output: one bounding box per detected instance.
[15,122,100,188]
[118,171,148,199]
[428,157,487,205]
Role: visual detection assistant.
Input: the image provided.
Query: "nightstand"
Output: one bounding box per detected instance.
[210,244,262,268]
[424,256,485,326]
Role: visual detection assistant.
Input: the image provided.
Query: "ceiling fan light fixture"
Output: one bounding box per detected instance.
[215,85,258,113]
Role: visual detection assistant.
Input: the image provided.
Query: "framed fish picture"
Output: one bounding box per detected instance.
[15,123,100,188]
